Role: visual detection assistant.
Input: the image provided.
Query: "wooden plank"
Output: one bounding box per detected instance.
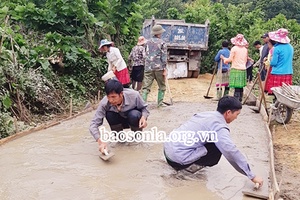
[243,191,269,199]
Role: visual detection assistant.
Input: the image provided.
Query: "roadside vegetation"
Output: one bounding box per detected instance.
[1,0,300,138]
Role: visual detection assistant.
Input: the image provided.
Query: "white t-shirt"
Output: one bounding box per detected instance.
[106,47,127,72]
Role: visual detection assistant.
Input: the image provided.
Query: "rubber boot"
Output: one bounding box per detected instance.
[234,89,240,101]
[239,89,244,102]
[217,89,222,99]
[157,90,165,107]
[142,90,148,102]
[213,89,222,101]
[223,87,229,96]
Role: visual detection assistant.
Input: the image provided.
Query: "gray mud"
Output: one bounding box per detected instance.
[0,101,269,200]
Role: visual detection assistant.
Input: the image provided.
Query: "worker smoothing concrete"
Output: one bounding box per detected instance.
[164,96,263,187]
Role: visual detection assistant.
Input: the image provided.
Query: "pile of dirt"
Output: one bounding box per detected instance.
[273,117,300,200]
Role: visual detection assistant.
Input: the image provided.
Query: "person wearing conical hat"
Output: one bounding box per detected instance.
[98,39,131,88]
[264,28,294,95]
[142,24,168,107]
[221,34,248,102]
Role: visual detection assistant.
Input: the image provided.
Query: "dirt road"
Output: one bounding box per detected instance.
[0,75,271,200]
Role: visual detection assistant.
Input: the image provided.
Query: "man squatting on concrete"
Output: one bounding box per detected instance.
[164,96,263,187]
[89,79,149,153]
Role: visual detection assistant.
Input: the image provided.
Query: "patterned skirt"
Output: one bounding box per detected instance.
[114,68,130,85]
[215,70,229,87]
[229,68,247,88]
[265,70,293,94]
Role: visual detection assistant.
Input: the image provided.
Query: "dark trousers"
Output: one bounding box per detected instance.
[234,88,244,102]
[165,143,222,171]
[259,64,266,81]
[106,110,142,131]
[246,66,253,82]
[123,83,130,88]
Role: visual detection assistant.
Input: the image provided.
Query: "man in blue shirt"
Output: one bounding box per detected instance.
[164,96,263,187]
[214,41,230,100]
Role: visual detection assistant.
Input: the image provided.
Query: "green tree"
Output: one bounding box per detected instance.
[220,0,300,23]
[184,1,264,72]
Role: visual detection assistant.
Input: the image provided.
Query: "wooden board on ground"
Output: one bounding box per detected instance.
[242,180,269,199]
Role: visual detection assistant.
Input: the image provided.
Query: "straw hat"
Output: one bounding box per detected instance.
[137,36,146,45]
[268,28,290,44]
[230,34,248,46]
[151,24,165,35]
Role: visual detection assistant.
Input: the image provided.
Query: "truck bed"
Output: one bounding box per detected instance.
[142,19,209,50]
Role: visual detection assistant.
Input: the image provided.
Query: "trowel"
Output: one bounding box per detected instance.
[99,149,115,161]
[242,182,268,199]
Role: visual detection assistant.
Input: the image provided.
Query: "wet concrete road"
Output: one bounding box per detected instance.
[0,102,269,200]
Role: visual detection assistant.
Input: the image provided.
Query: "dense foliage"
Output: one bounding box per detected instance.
[1,0,300,138]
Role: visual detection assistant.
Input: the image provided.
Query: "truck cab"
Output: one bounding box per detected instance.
[142,17,210,79]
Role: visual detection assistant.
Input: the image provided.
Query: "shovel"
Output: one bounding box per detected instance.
[163,74,173,105]
[204,63,217,99]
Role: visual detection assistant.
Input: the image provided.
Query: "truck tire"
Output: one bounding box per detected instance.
[274,101,293,124]
[187,71,193,78]
[192,69,200,78]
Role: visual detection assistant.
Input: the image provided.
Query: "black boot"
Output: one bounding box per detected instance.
[234,89,240,101]
[239,88,244,102]
[223,87,230,96]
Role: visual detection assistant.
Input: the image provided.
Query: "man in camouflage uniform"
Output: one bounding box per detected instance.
[142,24,168,107]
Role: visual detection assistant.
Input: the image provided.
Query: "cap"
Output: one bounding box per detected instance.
[261,33,269,38]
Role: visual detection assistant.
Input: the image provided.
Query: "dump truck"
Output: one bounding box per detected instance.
[142,17,210,79]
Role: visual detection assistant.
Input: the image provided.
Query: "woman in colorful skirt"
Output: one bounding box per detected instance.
[264,28,294,95]
[98,39,131,88]
[221,34,248,102]
[214,40,230,100]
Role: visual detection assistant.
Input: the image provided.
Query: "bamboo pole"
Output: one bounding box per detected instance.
[269,125,280,197]
[98,90,101,102]
[0,15,9,55]
[13,116,18,133]
[69,97,73,117]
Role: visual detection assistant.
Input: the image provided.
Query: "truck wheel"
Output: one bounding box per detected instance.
[192,69,200,78]
[274,101,293,124]
[187,71,193,78]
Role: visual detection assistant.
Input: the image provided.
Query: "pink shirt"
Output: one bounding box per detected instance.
[224,46,248,70]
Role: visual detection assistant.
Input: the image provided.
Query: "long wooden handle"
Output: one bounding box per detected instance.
[205,63,218,96]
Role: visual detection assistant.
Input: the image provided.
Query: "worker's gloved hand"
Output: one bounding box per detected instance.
[251,176,263,188]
